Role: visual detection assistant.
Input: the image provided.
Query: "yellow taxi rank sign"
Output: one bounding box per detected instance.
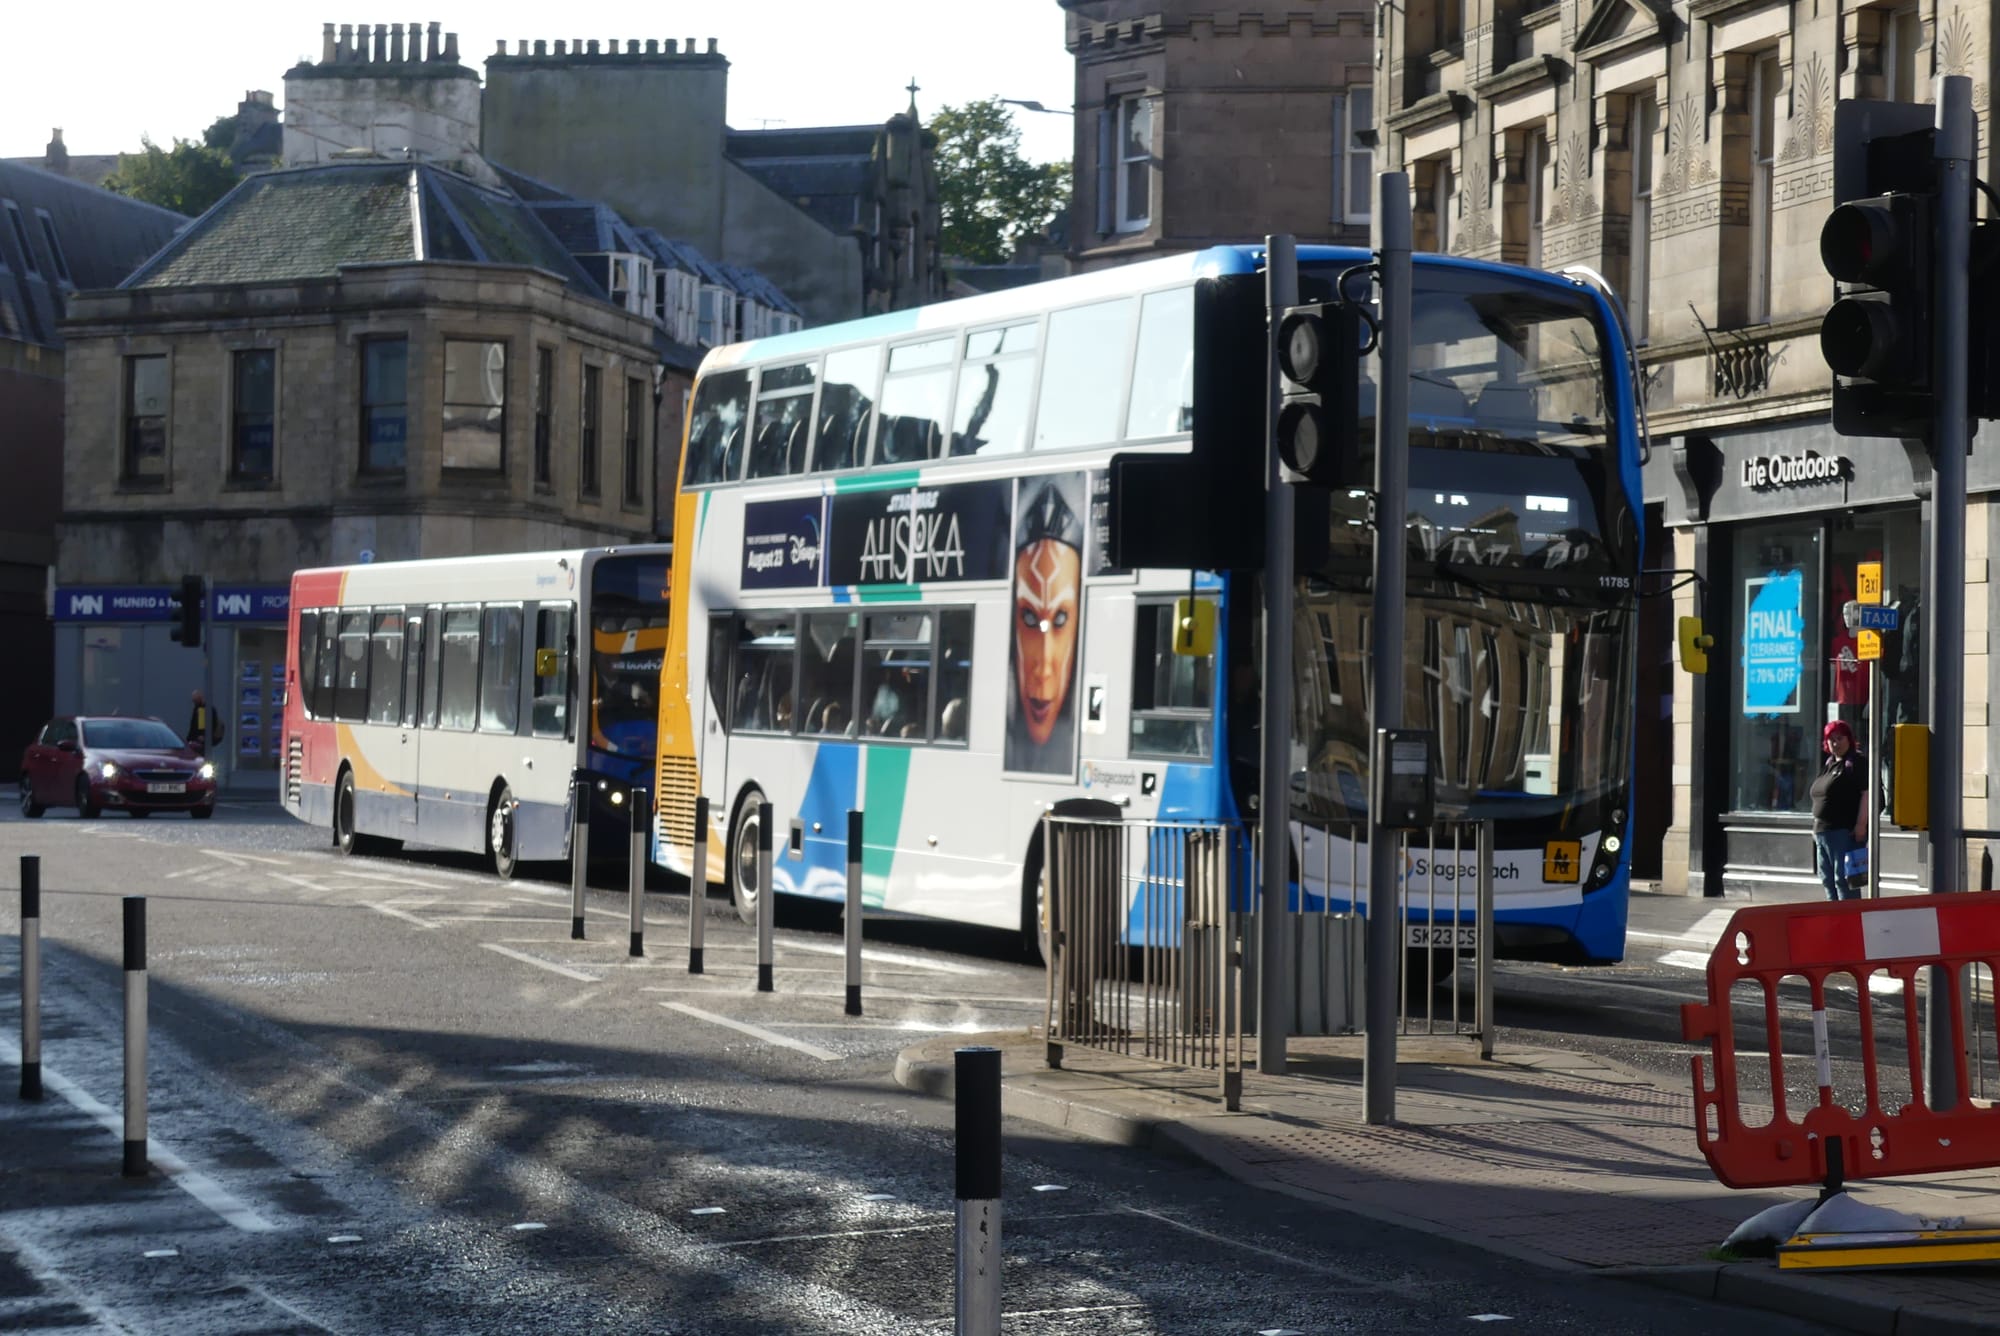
[1857,560,1883,604]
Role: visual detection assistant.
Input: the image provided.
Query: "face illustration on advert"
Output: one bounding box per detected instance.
[1008,476,1085,774]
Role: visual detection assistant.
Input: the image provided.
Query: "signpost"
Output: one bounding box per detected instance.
[1847,572,1890,900]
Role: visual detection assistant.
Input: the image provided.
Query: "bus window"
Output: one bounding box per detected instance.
[876,336,954,465]
[367,609,405,725]
[335,610,370,722]
[438,606,481,731]
[315,612,339,720]
[1125,286,1195,439]
[480,606,524,734]
[748,362,817,480]
[934,608,973,743]
[1035,296,1136,452]
[1130,600,1214,759]
[401,608,425,729]
[706,615,733,730]
[683,368,750,485]
[730,615,796,733]
[422,605,442,728]
[861,611,933,740]
[798,611,858,737]
[297,611,321,717]
[812,345,880,473]
[532,605,572,738]
[951,322,1037,458]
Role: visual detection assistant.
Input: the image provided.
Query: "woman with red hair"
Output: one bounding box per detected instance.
[1809,720,1869,900]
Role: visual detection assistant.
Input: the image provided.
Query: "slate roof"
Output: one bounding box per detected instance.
[121,161,605,297]
[727,126,877,236]
[0,160,185,348]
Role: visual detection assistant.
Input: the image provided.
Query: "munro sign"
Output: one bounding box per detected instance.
[1741,450,1850,489]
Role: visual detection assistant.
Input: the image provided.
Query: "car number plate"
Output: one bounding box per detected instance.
[1404,923,1478,950]
[147,782,186,795]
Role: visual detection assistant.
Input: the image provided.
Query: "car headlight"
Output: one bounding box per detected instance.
[99,762,118,779]
[198,763,216,781]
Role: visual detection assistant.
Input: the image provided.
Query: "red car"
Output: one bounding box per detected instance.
[19,716,217,819]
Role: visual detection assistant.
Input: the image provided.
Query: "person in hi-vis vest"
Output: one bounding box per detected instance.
[186,689,224,755]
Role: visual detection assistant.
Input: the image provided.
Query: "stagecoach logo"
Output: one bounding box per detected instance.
[828,480,1011,588]
[1742,450,1850,489]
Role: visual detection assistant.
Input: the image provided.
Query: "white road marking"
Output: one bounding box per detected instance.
[481,943,599,982]
[700,1220,949,1249]
[0,1035,275,1233]
[164,867,203,880]
[436,916,565,925]
[781,939,994,976]
[662,1001,841,1061]
[198,849,293,867]
[363,902,438,930]
[1659,950,1712,973]
[1658,949,1906,996]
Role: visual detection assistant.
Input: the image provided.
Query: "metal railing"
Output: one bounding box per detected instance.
[1042,815,1249,1110]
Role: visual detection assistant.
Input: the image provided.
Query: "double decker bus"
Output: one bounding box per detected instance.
[653,245,1645,963]
[282,546,671,875]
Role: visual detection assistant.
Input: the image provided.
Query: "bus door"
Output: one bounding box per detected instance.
[395,606,427,837]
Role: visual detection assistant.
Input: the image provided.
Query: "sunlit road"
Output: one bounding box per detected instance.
[0,800,1833,1334]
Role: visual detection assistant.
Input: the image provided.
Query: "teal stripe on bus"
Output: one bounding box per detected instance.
[855,584,923,604]
[834,469,922,493]
[861,745,911,908]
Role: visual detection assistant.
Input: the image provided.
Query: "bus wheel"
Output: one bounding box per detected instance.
[334,768,380,856]
[728,787,766,925]
[1020,833,1049,965]
[488,785,519,880]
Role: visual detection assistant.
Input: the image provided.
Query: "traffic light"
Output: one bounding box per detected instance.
[1275,302,1362,487]
[169,574,203,649]
[1821,99,1938,439]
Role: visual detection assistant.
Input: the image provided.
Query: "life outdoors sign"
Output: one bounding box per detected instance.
[1741,450,1852,489]
[1742,570,1806,714]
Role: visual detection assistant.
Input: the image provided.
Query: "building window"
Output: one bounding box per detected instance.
[1335,88,1375,225]
[623,376,647,507]
[360,337,408,474]
[1421,157,1456,253]
[1629,94,1658,343]
[34,211,71,286]
[1116,96,1153,232]
[1436,0,1466,51]
[231,348,276,483]
[1747,51,1782,325]
[5,202,36,276]
[579,362,602,497]
[442,339,506,473]
[123,354,168,482]
[533,346,553,489]
[1885,6,1925,103]
[1524,132,1546,268]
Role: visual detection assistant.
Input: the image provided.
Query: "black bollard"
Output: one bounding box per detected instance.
[954,1046,1003,1335]
[629,786,650,957]
[569,772,588,941]
[122,897,147,1177]
[756,801,774,993]
[689,795,708,974]
[845,810,863,1017]
[20,856,41,1101]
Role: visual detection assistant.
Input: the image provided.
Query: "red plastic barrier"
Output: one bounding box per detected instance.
[1680,890,2000,1190]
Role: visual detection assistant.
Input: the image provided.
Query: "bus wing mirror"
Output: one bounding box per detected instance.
[1172,597,1217,657]
[1677,616,1713,675]
[536,648,560,678]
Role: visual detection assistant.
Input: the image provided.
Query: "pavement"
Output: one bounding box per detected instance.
[894,886,2000,1336]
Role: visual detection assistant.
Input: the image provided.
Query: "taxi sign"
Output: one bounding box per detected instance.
[1544,841,1582,883]
[1858,629,1882,661]
[1857,561,1882,604]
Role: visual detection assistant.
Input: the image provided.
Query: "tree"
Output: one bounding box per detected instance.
[928,98,1070,266]
[103,137,240,218]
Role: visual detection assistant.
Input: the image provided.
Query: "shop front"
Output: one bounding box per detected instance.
[1662,421,1949,896]
[51,582,290,795]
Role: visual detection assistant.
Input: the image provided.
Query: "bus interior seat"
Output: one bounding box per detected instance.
[817,414,854,471]
[786,418,811,473]
[899,722,922,738]
[940,698,965,740]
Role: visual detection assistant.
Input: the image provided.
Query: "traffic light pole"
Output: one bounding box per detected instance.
[1258,234,1298,1079]
[1364,174,1413,1126]
[1925,74,1974,1111]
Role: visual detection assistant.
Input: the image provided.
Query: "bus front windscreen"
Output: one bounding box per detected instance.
[589,554,671,767]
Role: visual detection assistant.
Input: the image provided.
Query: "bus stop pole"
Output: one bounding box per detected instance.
[1365,173,1414,1125]
[1257,234,1299,1078]
[756,801,775,992]
[569,772,588,941]
[845,810,864,1016]
[628,787,649,957]
[689,795,708,974]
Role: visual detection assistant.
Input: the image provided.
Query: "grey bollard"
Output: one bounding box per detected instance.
[569,772,588,940]
[954,1046,1003,1335]
[845,810,863,1016]
[123,897,147,1177]
[756,801,774,992]
[629,786,650,957]
[20,856,41,1101]
[689,795,708,974]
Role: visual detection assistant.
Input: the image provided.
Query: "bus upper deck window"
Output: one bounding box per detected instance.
[1125,287,1195,440]
[1036,296,1136,452]
[951,322,1036,458]
[877,337,953,465]
[684,369,750,485]
[748,362,817,480]
[812,345,881,474]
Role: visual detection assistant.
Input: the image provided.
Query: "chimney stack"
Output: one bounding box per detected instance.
[46,128,68,174]
[586,40,599,54]
[338,23,353,61]
[534,39,546,55]
[707,37,718,54]
[443,31,458,62]
[322,23,336,63]
[646,39,658,54]
[666,39,678,53]
[427,20,441,60]
[390,23,404,62]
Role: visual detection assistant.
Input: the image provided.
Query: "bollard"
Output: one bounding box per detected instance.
[689,795,708,974]
[845,809,863,1017]
[628,786,649,957]
[123,897,147,1178]
[954,1046,1003,1336]
[20,856,41,1101]
[569,772,588,941]
[756,801,774,992]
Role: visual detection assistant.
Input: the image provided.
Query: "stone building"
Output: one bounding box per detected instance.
[1061,1,1377,271]
[1375,0,1998,895]
[54,160,660,791]
[0,161,183,759]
